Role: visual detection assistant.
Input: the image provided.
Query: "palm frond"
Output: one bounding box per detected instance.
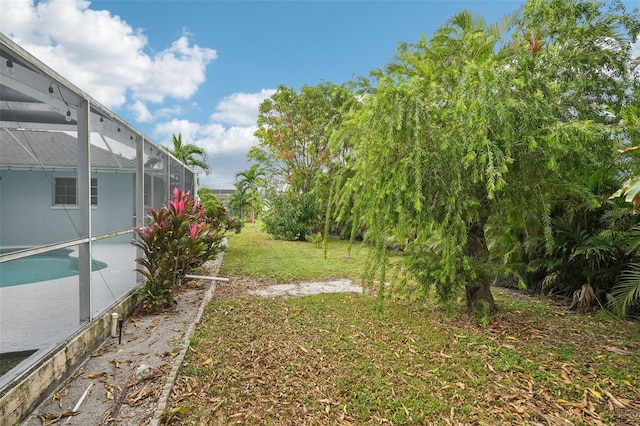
[610,263,640,317]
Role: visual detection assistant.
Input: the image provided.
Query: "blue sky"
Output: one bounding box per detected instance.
[1,0,638,188]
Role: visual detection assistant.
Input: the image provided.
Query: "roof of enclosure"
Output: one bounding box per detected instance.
[0,33,175,166]
[1,129,137,170]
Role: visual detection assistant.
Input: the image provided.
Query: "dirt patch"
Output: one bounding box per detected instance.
[248,279,362,297]
[213,276,363,300]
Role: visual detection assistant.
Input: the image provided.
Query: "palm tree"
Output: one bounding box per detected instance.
[164,133,211,176]
[235,164,264,222]
[228,182,250,220]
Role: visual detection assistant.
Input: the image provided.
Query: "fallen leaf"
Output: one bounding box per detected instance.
[556,398,585,408]
[602,389,626,408]
[202,358,213,366]
[83,372,106,379]
[518,373,534,382]
[52,391,63,409]
[605,346,632,355]
[487,364,496,373]
[588,388,602,400]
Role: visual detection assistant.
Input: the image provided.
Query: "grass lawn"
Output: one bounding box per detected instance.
[164,223,640,425]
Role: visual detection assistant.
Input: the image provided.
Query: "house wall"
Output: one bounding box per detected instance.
[0,170,134,247]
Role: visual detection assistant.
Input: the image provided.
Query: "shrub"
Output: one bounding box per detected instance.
[261,191,319,241]
[132,188,226,311]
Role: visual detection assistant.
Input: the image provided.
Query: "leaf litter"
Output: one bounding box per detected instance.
[163,277,640,425]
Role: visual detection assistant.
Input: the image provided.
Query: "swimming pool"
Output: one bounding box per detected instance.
[0,248,108,288]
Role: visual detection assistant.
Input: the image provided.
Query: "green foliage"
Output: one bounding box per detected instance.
[537,215,619,302]
[234,164,265,222]
[611,98,640,212]
[227,183,250,220]
[197,187,240,234]
[261,191,319,241]
[163,133,211,176]
[471,299,492,327]
[332,0,640,313]
[132,188,225,310]
[251,83,359,242]
[254,83,357,194]
[610,263,640,316]
[305,231,323,248]
[526,178,640,313]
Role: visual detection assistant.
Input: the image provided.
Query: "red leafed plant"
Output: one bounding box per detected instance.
[132,188,225,311]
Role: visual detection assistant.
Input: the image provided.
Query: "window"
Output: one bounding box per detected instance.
[54,177,97,206]
[90,178,97,205]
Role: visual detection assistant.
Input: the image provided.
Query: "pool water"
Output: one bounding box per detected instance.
[0,249,108,288]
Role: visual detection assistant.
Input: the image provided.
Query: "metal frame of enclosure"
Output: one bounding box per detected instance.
[0,33,195,395]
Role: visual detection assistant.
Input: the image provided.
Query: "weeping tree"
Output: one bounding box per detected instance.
[334,0,639,314]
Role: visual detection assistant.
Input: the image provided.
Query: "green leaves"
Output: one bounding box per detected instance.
[132,188,226,310]
[164,133,211,175]
[332,0,640,313]
[610,263,640,316]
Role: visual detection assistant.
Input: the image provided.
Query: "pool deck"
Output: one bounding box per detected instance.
[0,243,139,356]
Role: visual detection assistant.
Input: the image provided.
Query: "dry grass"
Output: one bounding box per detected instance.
[163,281,640,425]
[161,224,640,425]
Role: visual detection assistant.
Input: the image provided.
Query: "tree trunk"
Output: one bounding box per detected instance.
[465,280,496,313]
[463,223,497,314]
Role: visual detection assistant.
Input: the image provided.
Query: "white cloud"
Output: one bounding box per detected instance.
[152,119,259,156]
[153,88,275,156]
[1,1,263,188]
[131,35,217,104]
[0,0,216,109]
[153,119,202,147]
[151,116,259,189]
[129,100,152,122]
[199,124,260,155]
[210,89,276,126]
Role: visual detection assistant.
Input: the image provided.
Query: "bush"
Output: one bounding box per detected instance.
[262,191,319,241]
[132,188,226,311]
[198,188,244,235]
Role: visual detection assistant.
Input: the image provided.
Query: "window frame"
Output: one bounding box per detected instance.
[53,177,97,206]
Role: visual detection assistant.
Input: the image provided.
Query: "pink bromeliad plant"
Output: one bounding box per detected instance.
[132,188,225,311]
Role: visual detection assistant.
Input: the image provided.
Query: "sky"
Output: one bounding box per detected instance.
[1,0,638,189]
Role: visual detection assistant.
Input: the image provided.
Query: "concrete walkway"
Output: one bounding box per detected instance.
[20,257,221,426]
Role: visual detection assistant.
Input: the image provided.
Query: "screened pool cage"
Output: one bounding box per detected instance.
[0,34,196,388]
